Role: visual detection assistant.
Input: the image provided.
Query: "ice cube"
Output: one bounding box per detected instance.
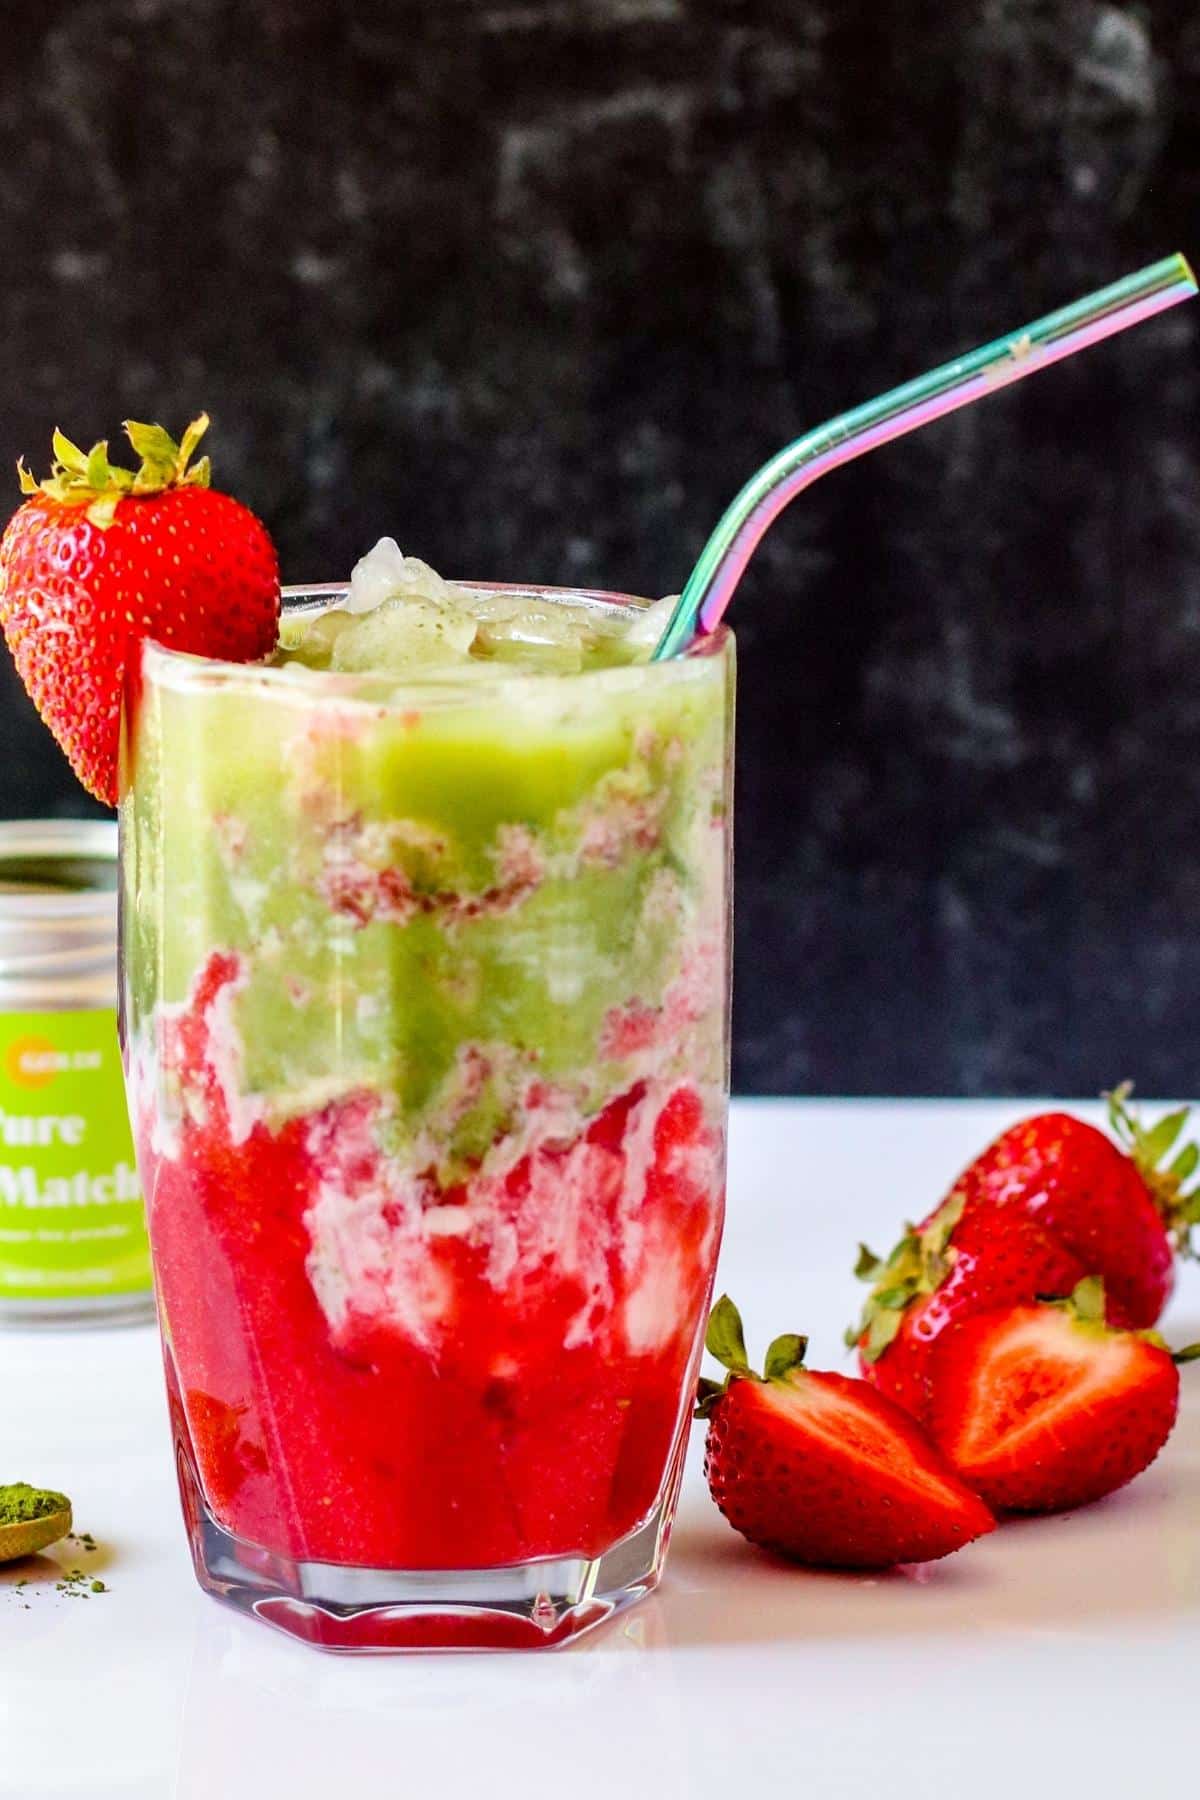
[388,557,469,607]
[346,539,477,617]
[615,594,679,662]
[331,596,477,672]
[474,602,585,672]
[345,538,411,614]
[295,608,358,668]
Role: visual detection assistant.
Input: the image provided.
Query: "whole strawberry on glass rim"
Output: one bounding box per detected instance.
[848,1089,1200,1421]
[0,416,279,805]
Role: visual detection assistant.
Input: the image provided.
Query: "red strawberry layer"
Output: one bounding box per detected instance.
[134,954,724,1569]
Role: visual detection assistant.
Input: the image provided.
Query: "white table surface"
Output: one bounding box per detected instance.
[2,1098,1197,1800]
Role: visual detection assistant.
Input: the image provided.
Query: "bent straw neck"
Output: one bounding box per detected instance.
[651,254,1197,661]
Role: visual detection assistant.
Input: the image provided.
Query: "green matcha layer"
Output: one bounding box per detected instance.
[123,585,733,1169]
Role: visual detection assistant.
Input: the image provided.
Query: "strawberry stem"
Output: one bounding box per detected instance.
[845,1191,967,1362]
[695,1298,809,1417]
[16,415,213,528]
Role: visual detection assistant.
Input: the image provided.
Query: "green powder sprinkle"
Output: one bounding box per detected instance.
[0,1483,70,1526]
[48,1565,109,1599]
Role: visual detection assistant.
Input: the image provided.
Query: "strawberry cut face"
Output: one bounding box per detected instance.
[943,1313,1133,1462]
[704,1369,995,1568]
[927,1298,1181,1515]
[699,1296,994,1568]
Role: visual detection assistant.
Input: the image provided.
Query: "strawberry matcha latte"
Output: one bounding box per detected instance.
[119,541,734,1649]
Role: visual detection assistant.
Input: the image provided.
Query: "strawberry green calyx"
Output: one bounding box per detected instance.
[1051,1275,1200,1363]
[1048,1274,1110,1333]
[846,1190,966,1363]
[1104,1082,1200,1258]
[17,414,213,528]
[695,1296,809,1418]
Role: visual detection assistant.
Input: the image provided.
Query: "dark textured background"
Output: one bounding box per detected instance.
[2,0,1198,1095]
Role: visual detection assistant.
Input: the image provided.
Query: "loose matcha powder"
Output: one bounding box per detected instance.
[0,1483,70,1525]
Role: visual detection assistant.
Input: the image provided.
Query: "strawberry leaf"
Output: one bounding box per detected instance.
[705,1295,749,1373]
[694,1376,726,1419]
[51,429,88,475]
[85,440,110,492]
[123,420,179,466]
[131,458,175,495]
[176,413,211,474]
[764,1333,808,1380]
[1069,1275,1106,1324]
[1103,1084,1199,1250]
[863,1307,904,1364]
[871,1284,917,1311]
[85,494,121,528]
[1139,1107,1189,1168]
[1169,1141,1199,1183]
[885,1229,920,1272]
[854,1243,883,1281]
[845,1216,939,1360]
[923,1189,966,1257]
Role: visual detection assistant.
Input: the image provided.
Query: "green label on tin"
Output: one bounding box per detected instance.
[0,1009,150,1299]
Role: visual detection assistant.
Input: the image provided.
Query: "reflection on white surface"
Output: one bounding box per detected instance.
[0,1100,1197,1800]
[174,1598,695,1800]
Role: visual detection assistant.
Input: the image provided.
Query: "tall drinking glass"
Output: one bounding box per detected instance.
[119,584,734,1650]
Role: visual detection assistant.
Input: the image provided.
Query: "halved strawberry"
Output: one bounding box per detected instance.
[697,1297,995,1568]
[926,1277,1198,1514]
[0,416,279,804]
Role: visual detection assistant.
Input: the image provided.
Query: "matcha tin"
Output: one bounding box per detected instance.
[0,820,152,1326]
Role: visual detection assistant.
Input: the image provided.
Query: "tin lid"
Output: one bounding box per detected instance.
[0,820,118,1004]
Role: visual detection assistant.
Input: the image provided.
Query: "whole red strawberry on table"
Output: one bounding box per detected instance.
[0,416,278,805]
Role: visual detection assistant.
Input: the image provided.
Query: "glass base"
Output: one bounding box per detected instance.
[176,1437,682,1652]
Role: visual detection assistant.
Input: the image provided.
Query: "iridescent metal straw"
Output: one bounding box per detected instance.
[651,254,1197,661]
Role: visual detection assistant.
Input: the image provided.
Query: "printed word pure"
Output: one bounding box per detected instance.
[0,1108,86,1147]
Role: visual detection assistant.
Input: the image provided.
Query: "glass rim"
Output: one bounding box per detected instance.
[139,580,729,704]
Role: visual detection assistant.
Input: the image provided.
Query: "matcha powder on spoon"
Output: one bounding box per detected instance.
[0,1483,69,1526]
[0,1483,72,1562]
